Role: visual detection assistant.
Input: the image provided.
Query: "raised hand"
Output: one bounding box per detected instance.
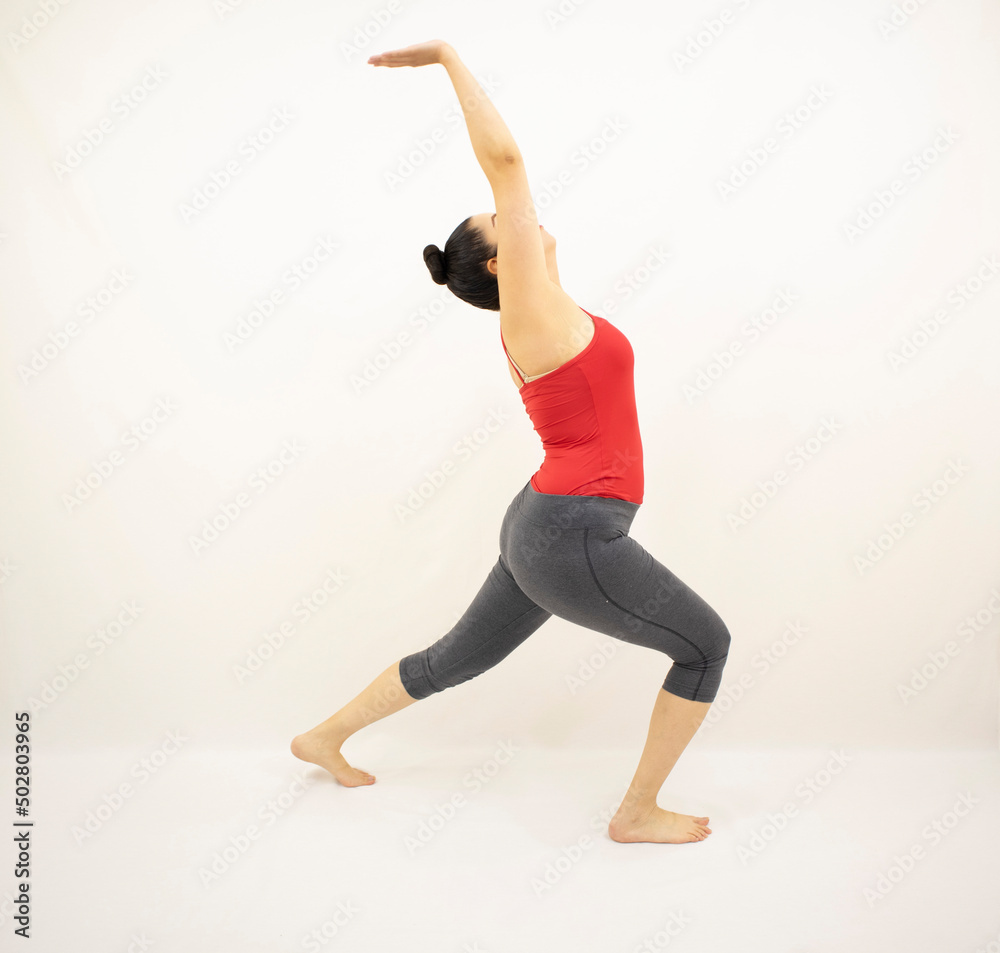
[367,39,451,68]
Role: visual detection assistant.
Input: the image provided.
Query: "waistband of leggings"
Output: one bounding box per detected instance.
[515,479,640,532]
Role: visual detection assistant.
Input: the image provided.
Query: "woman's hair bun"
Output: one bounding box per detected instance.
[423,244,448,285]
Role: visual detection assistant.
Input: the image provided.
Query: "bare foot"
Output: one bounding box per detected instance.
[608,806,711,844]
[290,730,375,787]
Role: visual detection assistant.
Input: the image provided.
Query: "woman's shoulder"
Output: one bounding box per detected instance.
[501,284,591,338]
[500,291,597,377]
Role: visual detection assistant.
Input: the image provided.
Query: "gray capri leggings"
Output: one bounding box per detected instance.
[399,479,731,704]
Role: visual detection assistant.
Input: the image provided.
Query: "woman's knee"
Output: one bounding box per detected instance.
[398,650,435,699]
[661,613,729,702]
[707,609,732,664]
[399,645,478,698]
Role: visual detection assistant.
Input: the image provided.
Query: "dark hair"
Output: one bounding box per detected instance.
[423,216,499,311]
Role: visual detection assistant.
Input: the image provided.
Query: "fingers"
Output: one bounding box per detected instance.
[368,53,411,68]
[368,47,409,62]
[368,42,437,67]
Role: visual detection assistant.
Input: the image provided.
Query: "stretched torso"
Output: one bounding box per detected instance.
[500,307,644,504]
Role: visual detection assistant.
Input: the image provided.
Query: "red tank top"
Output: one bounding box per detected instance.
[501,308,644,504]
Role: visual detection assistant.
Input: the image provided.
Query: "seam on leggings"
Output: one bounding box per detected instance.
[583,527,710,699]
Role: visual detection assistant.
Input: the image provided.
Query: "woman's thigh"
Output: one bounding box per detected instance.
[506,518,728,662]
[398,554,553,699]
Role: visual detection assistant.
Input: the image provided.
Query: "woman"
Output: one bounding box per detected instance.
[291,40,731,845]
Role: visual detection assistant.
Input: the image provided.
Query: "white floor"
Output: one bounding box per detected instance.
[14,741,1000,952]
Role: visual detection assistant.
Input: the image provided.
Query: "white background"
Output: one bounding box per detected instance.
[3,0,997,751]
[1,1,999,949]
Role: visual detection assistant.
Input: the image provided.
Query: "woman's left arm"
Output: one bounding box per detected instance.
[369,40,522,182]
[370,40,554,319]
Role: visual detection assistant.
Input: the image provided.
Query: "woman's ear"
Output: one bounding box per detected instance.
[487,257,498,276]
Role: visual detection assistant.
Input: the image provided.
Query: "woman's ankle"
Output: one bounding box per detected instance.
[310,715,350,746]
[614,790,656,822]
